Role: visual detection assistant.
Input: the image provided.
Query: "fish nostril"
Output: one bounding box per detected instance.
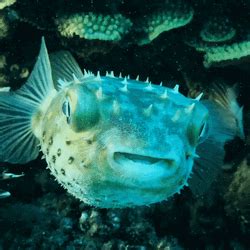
[164,159,175,166]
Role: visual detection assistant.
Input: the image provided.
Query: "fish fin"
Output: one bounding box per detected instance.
[207,83,244,139]
[189,84,244,196]
[16,37,54,104]
[0,37,54,164]
[49,51,84,90]
[188,137,225,196]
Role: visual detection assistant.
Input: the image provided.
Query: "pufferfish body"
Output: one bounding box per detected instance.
[0,38,243,208]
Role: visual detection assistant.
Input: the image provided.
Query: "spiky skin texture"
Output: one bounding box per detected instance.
[32,71,208,208]
[55,12,132,41]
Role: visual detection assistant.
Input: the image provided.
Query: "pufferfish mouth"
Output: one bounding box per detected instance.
[110,151,183,186]
[113,152,174,167]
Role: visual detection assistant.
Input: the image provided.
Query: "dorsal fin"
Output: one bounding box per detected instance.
[16,37,54,105]
[49,51,84,90]
[0,37,54,164]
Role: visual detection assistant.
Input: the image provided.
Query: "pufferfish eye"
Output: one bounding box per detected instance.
[62,97,71,124]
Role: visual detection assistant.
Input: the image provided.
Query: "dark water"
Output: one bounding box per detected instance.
[0,0,249,249]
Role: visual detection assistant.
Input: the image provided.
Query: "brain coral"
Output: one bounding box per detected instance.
[136,0,194,45]
[200,16,236,43]
[203,40,250,68]
[55,12,132,41]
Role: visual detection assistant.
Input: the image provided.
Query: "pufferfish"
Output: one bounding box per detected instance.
[0,38,243,208]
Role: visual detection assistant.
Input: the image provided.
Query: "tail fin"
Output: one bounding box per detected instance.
[0,38,54,164]
[189,84,244,195]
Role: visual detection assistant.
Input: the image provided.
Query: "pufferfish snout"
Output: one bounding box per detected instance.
[0,38,243,208]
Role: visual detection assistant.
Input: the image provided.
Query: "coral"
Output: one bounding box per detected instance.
[203,40,250,68]
[55,12,132,41]
[0,0,16,10]
[0,13,9,39]
[200,16,236,43]
[156,236,184,250]
[0,73,8,87]
[136,0,194,45]
[224,158,250,234]
[0,55,6,69]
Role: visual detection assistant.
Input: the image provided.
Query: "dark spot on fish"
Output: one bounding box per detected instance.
[67,182,73,187]
[80,160,87,168]
[66,140,71,145]
[68,157,74,164]
[57,148,61,157]
[49,137,53,145]
[86,139,92,145]
[54,168,58,175]
[46,148,49,155]
[185,153,189,160]
[61,168,65,175]
[52,155,56,163]
[42,131,46,141]
[95,198,101,202]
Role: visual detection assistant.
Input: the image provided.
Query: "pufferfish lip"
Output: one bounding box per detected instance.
[111,151,179,184]
[113,152,175,167]
[113,152,175,170]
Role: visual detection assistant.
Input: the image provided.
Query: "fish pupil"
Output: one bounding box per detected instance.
[62,98,71,124]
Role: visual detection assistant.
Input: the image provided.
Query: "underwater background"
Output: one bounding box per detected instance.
[0,0,249,249]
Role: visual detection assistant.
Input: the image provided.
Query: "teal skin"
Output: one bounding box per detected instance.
[0,38,242,208]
